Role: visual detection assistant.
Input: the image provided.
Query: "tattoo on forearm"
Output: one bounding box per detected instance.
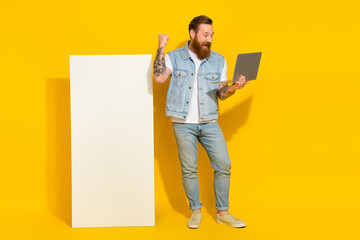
[153,46,166,77]
[217,85,235,100]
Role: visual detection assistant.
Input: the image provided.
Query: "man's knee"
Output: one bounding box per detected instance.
[214,159,231,174]
[181,167,198,179]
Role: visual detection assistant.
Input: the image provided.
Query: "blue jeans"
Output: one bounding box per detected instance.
[172,121,231,211]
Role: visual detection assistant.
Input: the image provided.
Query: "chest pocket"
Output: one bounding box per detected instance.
[173,70,187,78]
[172,69,188,89]
[204,73,221,91]
[205,73,220,81]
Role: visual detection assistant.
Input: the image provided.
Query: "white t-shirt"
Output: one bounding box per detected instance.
[165,47,227,123]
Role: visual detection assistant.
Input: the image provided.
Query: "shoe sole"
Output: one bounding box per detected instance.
[187,224,200,229]
[216,220,246,228]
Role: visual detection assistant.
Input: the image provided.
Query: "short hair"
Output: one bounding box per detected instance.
[188,15,213,38]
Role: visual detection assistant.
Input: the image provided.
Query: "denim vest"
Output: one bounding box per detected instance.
[165,41,225,121]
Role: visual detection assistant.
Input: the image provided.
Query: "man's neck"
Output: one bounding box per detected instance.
[188,40,195,53]
[187,45,196,56]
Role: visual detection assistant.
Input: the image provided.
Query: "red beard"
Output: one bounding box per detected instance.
[191,36,211,60]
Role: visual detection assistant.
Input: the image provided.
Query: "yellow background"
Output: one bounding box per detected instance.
[1,0,359,239]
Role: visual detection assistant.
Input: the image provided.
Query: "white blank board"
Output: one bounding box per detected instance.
[70,55,154,228]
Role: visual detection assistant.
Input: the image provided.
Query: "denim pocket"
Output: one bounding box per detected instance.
[204,73,220,81]
[172,69,189,89]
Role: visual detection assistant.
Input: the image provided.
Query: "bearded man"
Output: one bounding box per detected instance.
[153,15,249,229]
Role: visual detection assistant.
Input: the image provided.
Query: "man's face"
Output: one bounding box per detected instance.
[190,24,214,60]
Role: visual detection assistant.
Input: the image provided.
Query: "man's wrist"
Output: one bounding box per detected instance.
[228,84,236,93]
[158,43,166,49]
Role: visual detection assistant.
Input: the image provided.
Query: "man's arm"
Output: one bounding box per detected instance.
[217,84,236,100]
[217,75,249,100]
[153,34,172,83]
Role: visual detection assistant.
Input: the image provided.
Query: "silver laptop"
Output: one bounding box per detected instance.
[211,52,262,84]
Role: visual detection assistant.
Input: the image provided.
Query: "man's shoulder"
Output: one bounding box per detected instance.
[210,50,225,60]
[167,46,185,56]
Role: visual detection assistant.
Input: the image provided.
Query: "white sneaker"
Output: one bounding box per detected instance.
[187,210,202,229]
[216,212,246,228]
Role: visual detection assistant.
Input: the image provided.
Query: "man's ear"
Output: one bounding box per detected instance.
[190,29,195,39]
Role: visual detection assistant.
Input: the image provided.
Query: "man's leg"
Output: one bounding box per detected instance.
[172,122,203,210]
[199,120,246,228]
[198,121,231,211]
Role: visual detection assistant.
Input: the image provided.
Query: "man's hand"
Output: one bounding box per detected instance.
[158,34,170,47]
[217,75,249,100]
[231,75,249,90]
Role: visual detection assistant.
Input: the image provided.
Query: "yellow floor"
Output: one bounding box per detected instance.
[2,191,359,240]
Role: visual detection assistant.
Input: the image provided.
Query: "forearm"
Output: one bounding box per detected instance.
[153,45,167,82]
[217,84,236,100]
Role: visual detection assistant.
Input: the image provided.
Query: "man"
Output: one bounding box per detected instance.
[153,15,249,229]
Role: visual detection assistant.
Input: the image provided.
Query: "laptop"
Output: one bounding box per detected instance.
[211,52,262,84]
